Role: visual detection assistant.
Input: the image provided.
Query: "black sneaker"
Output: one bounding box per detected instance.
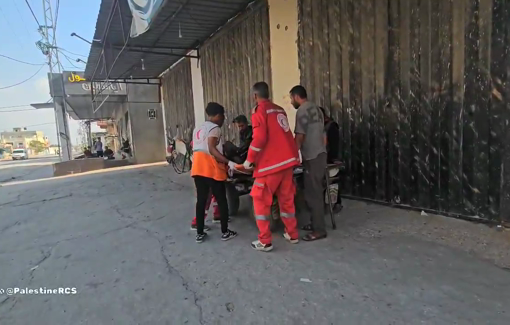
[196,233,208,243]
[190,225,211,231]
[221,229,238,241]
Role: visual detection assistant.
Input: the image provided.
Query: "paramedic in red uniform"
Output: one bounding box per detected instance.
[243,82,300,252]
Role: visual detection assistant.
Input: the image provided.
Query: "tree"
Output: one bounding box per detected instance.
[29,140,46,153]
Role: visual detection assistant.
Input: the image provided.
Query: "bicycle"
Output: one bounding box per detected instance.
[166,130,193,174]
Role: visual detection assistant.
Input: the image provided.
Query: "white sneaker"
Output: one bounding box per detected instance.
[251,240,273,252]
[283,233,299,244]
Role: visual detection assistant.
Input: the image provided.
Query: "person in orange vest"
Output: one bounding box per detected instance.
[189,140,228,232]
[190,102,238,243]
[242,82,300,252]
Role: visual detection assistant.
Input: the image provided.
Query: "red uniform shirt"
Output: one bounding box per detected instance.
[247,100,299,178]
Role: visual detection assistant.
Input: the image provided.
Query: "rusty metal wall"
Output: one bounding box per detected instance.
[298,0,509,220]
[200,0,271,141]
[161,58,195,141]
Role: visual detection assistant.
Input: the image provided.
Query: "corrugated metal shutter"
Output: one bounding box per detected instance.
[200,0,271,142]
[298,0,509,220]
[161,58,195,141]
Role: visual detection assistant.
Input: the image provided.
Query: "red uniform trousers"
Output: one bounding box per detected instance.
[250,168,298,244]
[191,191,219,226]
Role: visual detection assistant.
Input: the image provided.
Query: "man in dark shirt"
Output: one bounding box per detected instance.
[104,146,115,159]
[319,107,340,163]
[319,106,343,212]
[224,114,253,164]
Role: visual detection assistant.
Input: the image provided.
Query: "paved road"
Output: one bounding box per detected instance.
[0,157,58,184]
[0,165,509,324]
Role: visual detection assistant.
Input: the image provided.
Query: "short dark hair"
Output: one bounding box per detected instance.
[233,115,248,124]
[290,85,307,99]
[252,82,270,99]
[205,102,225,116]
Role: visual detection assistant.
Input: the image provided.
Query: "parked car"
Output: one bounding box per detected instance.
[11,149,28,160]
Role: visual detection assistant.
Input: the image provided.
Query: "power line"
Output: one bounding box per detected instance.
[24,122,55,128]
[0,109,38,113]
[0,64,45,90]
[0,104,32,110]
[24,0,41,27]
[11,0,33,38]
[59,50,84,69]
[58,47,87,58]
[0,54,45,66]
[0,3,26,51]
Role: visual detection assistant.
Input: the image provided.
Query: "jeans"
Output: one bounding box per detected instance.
[194,176,229,234]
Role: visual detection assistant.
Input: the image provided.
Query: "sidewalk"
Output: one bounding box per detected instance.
[0,165,509,324]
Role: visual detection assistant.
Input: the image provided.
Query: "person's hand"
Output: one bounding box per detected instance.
[228,161,237,170]
[243,160,254,169]
[298,151,303,164]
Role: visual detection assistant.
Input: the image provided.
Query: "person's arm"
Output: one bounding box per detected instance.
[245,110,267,166]
[294,108,307,151]
[237,127,253,154]
[295,134,305,151]
[207,127,230,164]
[208,137,230,164]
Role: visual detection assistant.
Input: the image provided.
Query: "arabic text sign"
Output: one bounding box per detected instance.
[128,0,166,37]
[62,71,127,96]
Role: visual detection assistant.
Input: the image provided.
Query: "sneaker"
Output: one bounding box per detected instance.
[221,229,238,241]
[283,233,299,244]
[251,240,273,252]
[190,225,211,231]
[196,233,208,243]
[212,217,231,224]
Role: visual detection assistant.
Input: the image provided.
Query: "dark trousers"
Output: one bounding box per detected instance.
[96,150,104,157]
[303,153,327,234]
[194,176,229,234]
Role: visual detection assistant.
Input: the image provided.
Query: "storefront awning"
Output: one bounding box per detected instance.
[85,0,255,81]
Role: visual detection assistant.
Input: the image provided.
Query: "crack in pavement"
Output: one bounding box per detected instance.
[0,194,21,207]
[28,248,54,286]
[11,193,73,208]
[131,224,205,325]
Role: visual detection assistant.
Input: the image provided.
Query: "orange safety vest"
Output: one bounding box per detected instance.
[190,121,227,181]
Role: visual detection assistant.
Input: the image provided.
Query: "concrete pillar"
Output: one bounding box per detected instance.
[55,98,72,161]
[268,0,301,131]
[190,50,206,127]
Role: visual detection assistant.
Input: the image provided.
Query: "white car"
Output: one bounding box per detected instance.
[12,149,29,160]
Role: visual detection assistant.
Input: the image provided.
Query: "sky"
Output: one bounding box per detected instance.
[0,0,101,145]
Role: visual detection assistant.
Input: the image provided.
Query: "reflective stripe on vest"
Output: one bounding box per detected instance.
[258,157,299,173]
[266,108,285,114]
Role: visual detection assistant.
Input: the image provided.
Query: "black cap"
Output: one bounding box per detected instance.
[233,115,248,124]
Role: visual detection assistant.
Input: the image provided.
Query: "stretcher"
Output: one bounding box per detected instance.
[225,162,344,231]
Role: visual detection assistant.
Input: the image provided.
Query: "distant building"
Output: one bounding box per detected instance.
[0,127,48,154]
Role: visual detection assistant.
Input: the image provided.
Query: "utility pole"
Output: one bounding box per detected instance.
[36,0,72,161]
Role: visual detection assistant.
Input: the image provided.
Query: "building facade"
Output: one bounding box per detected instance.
[84,0,510,222]
[0,127,48,154]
